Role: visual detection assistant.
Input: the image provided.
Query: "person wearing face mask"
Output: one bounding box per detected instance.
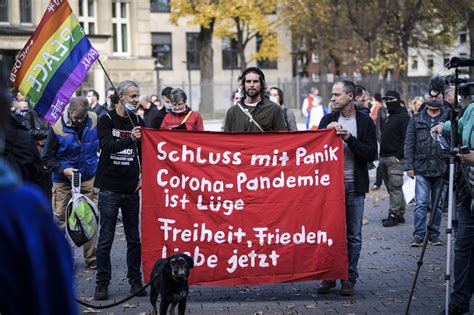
[269,87,297,131]
[148,86,172,130]
[378,91,411,227]
[404,99,449,247]
[42,97,100,268]
[103,87,115,111]
[94,80,146,300]
[160,88,204,130]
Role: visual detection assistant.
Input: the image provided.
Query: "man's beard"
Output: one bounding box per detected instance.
[246,88,260,97]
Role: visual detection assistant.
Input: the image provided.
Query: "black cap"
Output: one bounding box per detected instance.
[382,90,401,101]
[241,67,266,82]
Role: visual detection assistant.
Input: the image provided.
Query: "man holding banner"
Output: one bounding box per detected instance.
[224,67,287,132]
[318,80,377,295]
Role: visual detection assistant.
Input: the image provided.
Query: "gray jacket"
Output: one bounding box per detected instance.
[403,108,449,177]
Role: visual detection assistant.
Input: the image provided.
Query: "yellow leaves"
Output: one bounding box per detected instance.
[252,32,280,62]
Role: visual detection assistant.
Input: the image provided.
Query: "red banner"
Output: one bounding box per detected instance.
[141,129,348,286]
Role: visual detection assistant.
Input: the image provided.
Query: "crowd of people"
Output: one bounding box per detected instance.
[1,64,473,314]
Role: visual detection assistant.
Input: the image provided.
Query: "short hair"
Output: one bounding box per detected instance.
[161,86,173,99]
[334,79,356,98]
[139,95,150,103]
[270,87,284,105]
[88,89,99,100]
[69,97,89,115]
[150,94,159,102]
[355,85,366,98]
[170,88,187,104]
[373,92,382,102]
[116,80,139,97]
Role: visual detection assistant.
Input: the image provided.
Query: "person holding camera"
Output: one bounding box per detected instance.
[42,97,99,269]
[432,101,474,314]
[404,100,449,247]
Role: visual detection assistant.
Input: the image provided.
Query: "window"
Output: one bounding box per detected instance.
[222,36,239,69]
[311,52,319,63]
[150,0,170,12]
[411,56,418,70]
[443,54,450,66]
[256,34,277,69]
[459,31,467,44]
[78,0,96,34]
[20,0,31,23]
[152,33,172,69]
[112,1,130,54]
[427,55,434,69]
[0,0,8,23]
[186,33,200,70]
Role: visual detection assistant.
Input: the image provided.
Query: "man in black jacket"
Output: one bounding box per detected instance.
[317,79,377,296]
[379,91,411,227]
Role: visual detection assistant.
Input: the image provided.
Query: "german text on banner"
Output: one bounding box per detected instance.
[10,0,99,125]
[141,129,348,286]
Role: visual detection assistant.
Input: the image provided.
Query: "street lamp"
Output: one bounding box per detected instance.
[155,59,163,96]
[182,61,192,107]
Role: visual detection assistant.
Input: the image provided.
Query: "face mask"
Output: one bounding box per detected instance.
[172,107,186,114]
[124,102,137,113]
[269,96,279,105]
[86,96,92,104]
[164,102,172,110]
[386,102,400,114]
[354,101,364,110]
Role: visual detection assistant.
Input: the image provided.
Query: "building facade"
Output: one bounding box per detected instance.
[0,0,293,115]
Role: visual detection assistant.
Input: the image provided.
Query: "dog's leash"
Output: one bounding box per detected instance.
[76,270,162,309]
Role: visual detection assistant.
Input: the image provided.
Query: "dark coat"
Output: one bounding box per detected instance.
[403,108,449,177]
[319,110,378,193]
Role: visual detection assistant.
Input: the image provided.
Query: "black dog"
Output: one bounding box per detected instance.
[150,253,194,315]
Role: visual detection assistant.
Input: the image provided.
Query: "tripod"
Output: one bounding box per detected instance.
[405,163,452,315]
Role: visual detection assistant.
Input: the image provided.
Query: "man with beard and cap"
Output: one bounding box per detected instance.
[42,97,100,268]
[404,99,448,247]
[317,79,377,296]
[379,90,411,227]
[94,80,146,300]
[224,67,287,132]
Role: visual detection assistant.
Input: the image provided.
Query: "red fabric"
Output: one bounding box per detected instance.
[141,129,348,286]
[306,95,314,114]
[160,109,204,131]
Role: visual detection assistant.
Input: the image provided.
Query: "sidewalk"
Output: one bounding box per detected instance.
[74,166,462,314]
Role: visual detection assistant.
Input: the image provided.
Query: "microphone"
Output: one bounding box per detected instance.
[447,57,474,69]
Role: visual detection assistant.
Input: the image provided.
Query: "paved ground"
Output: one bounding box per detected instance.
[74,122,471,314]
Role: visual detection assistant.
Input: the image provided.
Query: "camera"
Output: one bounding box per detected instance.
[458,82,474,97]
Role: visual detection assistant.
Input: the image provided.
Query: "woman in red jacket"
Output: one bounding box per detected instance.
[160,88,204,131]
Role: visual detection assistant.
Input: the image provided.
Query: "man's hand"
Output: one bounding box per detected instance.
[406,170,415,179]
[135,178,142,192]
[458,150,474,166]
[430,124,443,140]
[131,126,142,142]
[63,168,78,181]
[327,122,351,141]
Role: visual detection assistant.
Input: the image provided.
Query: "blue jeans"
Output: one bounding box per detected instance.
[450,199,474,310]
[413,175,443,239]
[345,182,365,284]
[96,190,142,285]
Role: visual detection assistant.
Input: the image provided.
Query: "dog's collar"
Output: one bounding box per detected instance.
[171,275,186,283]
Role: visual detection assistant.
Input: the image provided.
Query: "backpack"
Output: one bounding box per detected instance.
[65,172,98,247]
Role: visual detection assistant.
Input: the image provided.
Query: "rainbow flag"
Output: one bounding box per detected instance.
[10,0,99,124]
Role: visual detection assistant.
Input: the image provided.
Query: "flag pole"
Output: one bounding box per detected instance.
[96,58,136,127]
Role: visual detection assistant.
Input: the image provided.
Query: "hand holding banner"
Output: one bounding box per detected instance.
[141,129,348,286]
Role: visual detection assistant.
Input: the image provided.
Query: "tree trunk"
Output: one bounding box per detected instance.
[199,20,215,116]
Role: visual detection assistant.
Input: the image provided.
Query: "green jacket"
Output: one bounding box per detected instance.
[442,103,474,149]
